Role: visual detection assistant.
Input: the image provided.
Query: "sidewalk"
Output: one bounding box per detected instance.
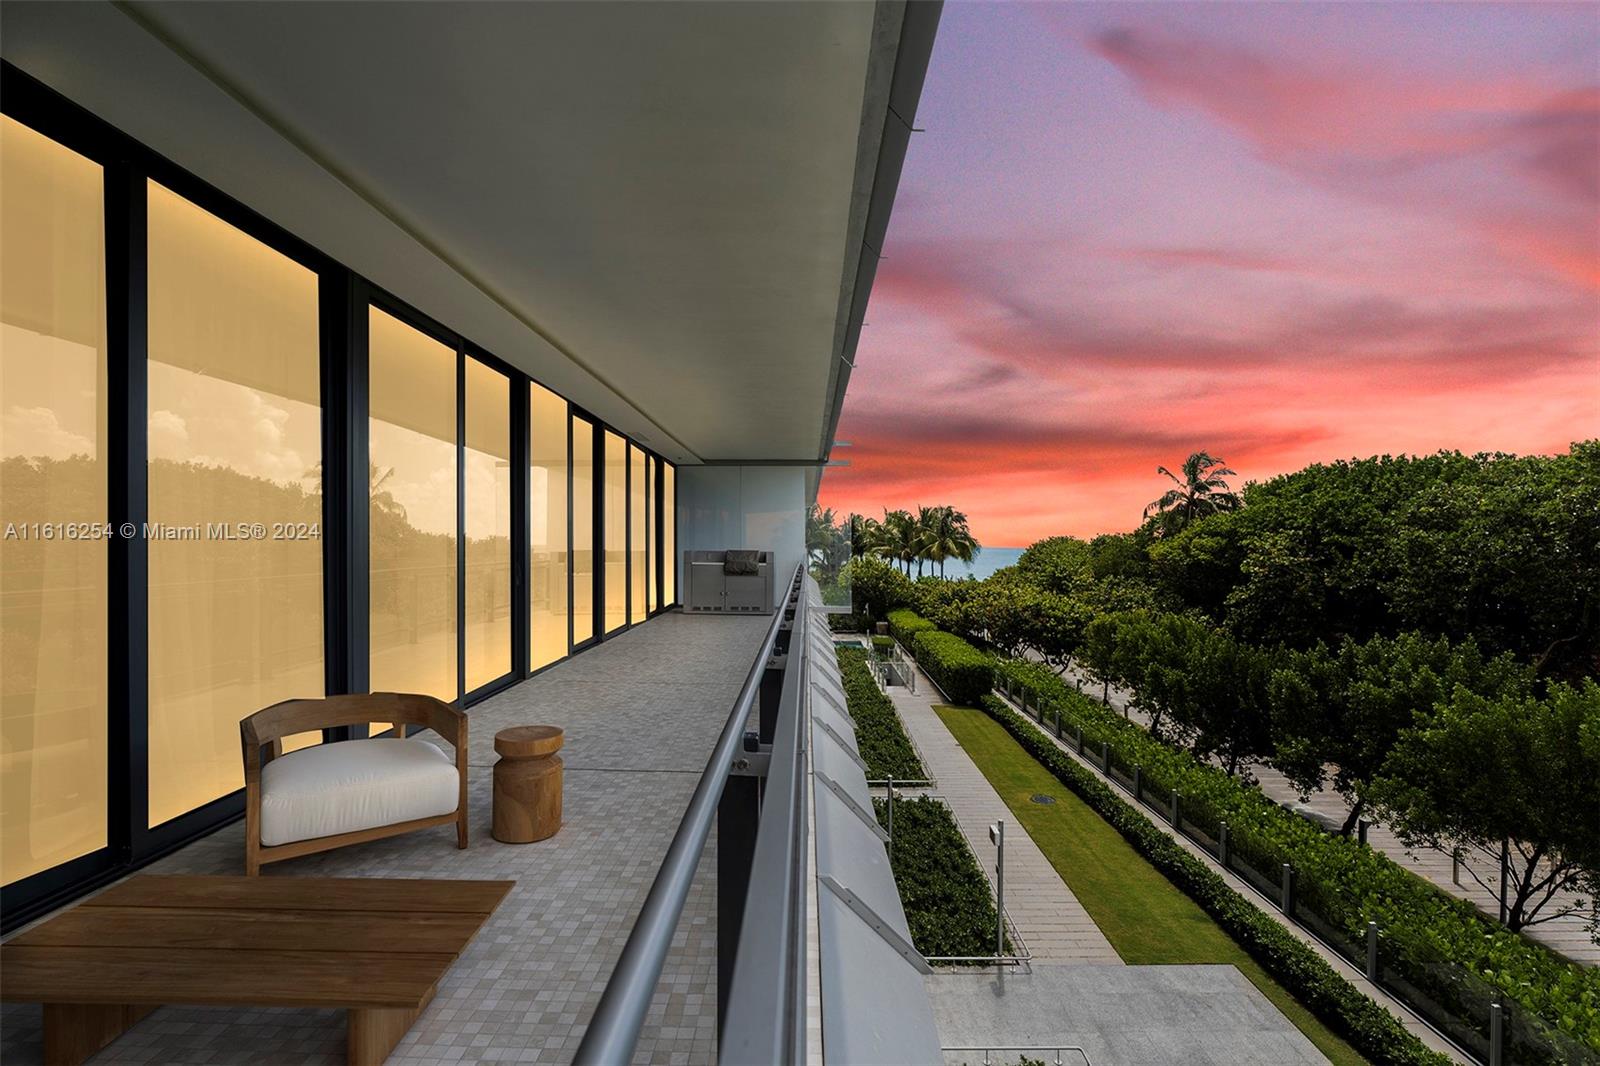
[1059,662,1599,967]
[886,668,1123,965]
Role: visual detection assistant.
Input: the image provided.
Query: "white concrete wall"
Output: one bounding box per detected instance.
[676,466,807,597]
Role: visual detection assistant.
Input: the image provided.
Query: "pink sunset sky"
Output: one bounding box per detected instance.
[818,1,1600,546]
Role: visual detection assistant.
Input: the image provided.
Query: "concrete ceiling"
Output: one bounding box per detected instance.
[1,1,914,463]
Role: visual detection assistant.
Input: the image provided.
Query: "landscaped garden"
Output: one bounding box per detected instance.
[828,444,1600,1063]
[874,795,1009,962]
[935,703,1372,1066]
[836,645,925,781]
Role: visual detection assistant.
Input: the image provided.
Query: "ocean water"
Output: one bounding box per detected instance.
[911,547,1025,581]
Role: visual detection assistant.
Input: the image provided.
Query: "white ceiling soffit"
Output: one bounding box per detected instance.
[0,0,914,464]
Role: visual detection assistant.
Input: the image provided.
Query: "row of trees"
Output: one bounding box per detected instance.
[808,503,980,581]
[841,441,1600,937]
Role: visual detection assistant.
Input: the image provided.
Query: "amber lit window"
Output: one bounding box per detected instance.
[465,357,510,691]
[663,463,676,606]
[369,307,457,703]
[604,430,627,634]
[1,117,109,881]
[629,446,646,623]
[530,384,568,670]
[144,181,324,827]
[646,454,657,613]
[572,416,595,645]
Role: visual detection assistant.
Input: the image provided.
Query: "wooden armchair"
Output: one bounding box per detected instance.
[240,693,469,875]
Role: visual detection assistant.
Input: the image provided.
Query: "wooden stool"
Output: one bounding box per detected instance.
[492,726,563,843]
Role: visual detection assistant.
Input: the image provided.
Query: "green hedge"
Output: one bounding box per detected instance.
[836,647,926,780]
[911,630,993,706]
[993,660,1600,1060]
[979,695,1447,1066]
[887,608,936,647]
[827,612,869,633]
[875,795,1009,960]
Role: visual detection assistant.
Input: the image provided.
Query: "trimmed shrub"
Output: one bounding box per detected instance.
[875,795,1009,960]
[827,612,869,633]
[911,630,993,706]
[991,660,1600,1059]
[871,634,895,656]
[979,695,1448,1066]
[887,608,936,647]
[837,647,925,780]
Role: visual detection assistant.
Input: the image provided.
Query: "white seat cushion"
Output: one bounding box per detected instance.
[259,738,459,847]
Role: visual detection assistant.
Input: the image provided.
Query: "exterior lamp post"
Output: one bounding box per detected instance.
[988,820,1006,959]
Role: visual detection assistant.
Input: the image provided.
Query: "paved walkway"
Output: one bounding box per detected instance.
[889,666,1123,964]
[1059,662,1599,967]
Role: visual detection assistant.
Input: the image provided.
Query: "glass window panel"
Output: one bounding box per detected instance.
[571,417,594,645]
[145,181,324,827]
[604,431,626,634]
[368,307,457,702]
[464,357,510,691]
[530,385,568,670]
[629,446,646,623]
[646,455,656,612]
[663,463,676,606]
[0,117,109,882]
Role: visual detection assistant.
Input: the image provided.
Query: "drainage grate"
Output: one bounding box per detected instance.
[1030,793,1057,805]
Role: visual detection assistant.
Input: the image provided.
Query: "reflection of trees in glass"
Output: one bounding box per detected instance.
[807,505,852,606]
[0,454,102,701]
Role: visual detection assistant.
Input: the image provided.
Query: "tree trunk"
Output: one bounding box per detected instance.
[1339,798,1365,837]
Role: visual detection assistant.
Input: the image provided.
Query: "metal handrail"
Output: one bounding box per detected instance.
[573,565,803,1066]
[942,1045,1092,1066]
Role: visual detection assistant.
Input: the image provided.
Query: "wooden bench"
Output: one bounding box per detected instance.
[1,874,512,1065]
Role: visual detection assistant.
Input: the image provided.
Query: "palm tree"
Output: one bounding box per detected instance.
[807,505,851,576]
[922,505,980,578]
[873,509,920,575]
[850,514,878,559]
[1143,451,1241,534]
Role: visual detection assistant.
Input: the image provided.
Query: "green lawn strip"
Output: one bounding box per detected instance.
[934,703,1369,1066]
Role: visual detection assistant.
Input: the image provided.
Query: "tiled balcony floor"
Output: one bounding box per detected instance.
[1,612,770,1066]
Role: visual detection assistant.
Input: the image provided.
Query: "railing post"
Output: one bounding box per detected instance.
[1132,766,1142,802]
[989,820,1006,960]
[1075,725,1084,754]
[1365,921,1379,981]
[886,776,894,844]
[1100,740,1110,771]
[1489,1001,1504,1066]
[1357,819,1369,846]
[1218,821,1230,867]
[1170,790,1180,828]
[717,753,761,1035]
[1281,863,1296,917]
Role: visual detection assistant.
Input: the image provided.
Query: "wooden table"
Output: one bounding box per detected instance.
[492,725,564,844]
[1,874,512,1065]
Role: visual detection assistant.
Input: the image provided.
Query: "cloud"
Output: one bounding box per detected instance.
[2,406,95,461]
[1087,23,1600,290]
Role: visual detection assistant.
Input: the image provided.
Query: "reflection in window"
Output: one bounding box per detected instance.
[630,446,646,623]
[369,307,457,703]
[604,431,626,634]
[145,180,325,827]
[530,385,568,670]
[0,117,109,882]
[571,417,595,645]
[464,358,510,691]
[646,455,657,613]
[663,463,676,606]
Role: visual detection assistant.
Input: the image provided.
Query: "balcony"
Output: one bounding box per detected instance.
[1,610,772,1065]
